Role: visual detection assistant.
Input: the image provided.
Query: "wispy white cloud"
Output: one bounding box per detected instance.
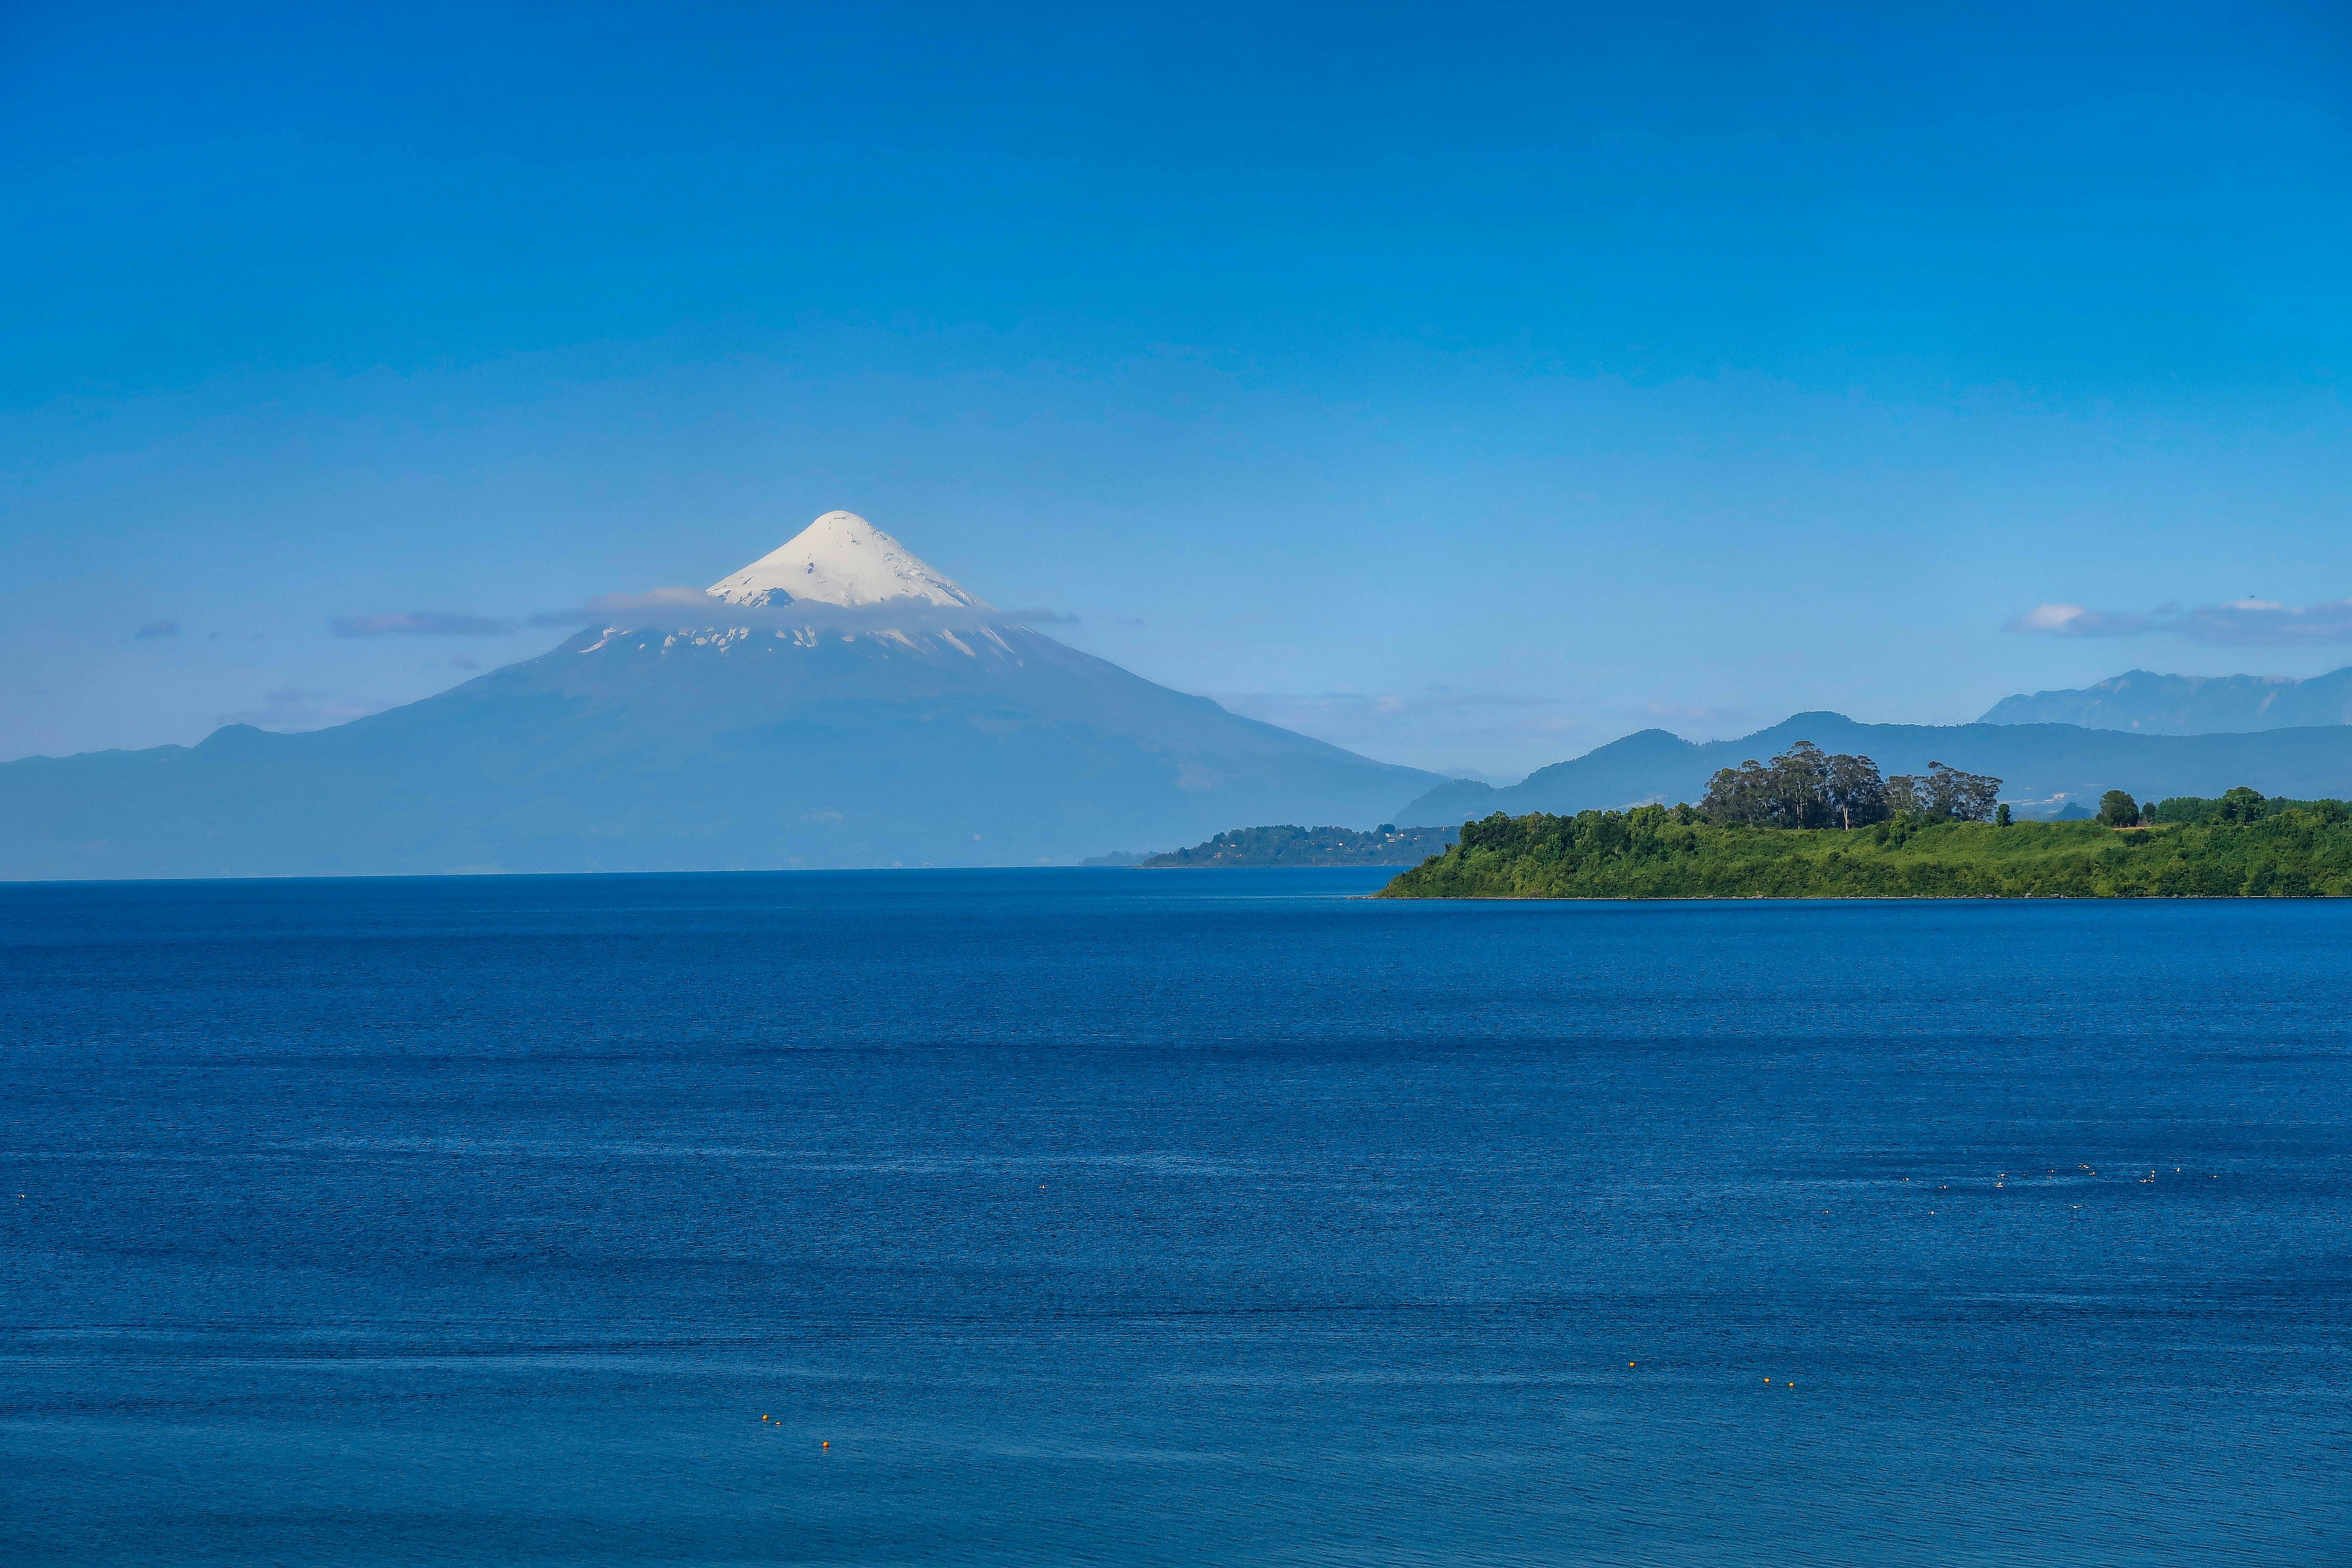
[530,589,1062,636]
[2008,603,2082,633]
[2005,597,2352,645]
[325,590,1084,643]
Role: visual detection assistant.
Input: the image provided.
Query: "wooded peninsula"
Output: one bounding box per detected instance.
[1131,823,1457,867]
[1377,742,2352,898]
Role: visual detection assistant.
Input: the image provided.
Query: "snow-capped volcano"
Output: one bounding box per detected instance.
[706,511,983,609]
[587,510,1008,660]
[0,510,1446,877]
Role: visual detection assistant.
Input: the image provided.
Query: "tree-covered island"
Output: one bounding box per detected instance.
[1378,742,2352,899]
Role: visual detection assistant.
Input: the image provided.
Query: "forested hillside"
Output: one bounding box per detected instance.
[1379,798,2352,899]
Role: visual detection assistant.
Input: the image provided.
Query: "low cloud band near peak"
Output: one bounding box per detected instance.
[329,590,1081,640]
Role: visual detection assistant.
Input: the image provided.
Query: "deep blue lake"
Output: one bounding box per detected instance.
[3,869,2347,1565]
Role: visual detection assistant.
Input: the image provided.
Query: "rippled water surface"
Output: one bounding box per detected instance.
[3,870,2348,1565]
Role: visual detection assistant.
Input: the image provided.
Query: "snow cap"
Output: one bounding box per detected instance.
[707,511,982,609]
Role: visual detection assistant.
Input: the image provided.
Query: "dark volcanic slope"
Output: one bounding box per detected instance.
[0,625,1439,878]
[1400,711,2352,823]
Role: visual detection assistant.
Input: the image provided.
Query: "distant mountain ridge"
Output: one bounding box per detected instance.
[0,514,1440,879]
[1980,667,2352,734]
[1400,711,2352,824]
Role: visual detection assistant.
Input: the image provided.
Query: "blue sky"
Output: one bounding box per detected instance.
[4,1,2348,776]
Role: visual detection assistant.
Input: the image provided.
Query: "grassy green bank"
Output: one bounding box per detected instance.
[1377,801,2352,899]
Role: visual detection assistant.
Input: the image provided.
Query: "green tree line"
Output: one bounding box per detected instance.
[1379,791,2352,899]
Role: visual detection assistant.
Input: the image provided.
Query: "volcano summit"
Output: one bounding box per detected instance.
[707,508,984,609]
[0,514,1440,879]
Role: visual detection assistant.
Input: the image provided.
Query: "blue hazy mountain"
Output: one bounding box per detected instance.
[1400,711,2352,823]
[0,515,1439,879]
[1979,667,2352,733]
